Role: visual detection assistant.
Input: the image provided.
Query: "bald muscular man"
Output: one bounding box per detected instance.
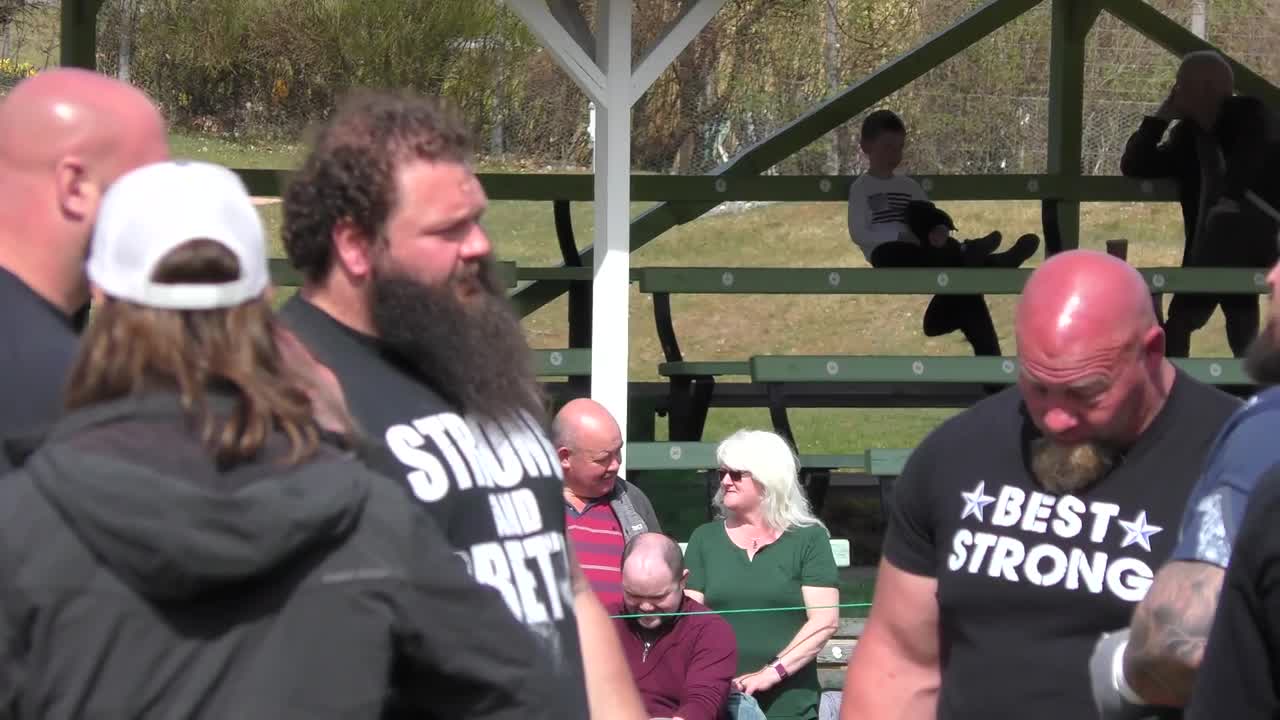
[1121,49,1280,358]
[0,69,168,468]
[554,398,660,605]
[839,250,1239,720]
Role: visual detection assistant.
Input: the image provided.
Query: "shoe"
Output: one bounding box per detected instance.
[986,233,1040,268]
[961,231,1002,267]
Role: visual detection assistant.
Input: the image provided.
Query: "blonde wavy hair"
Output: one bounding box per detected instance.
[713,429,825,534]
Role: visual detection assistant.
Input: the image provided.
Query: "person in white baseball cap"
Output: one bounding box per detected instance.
[0,157,575,718]
[87,159,269,310]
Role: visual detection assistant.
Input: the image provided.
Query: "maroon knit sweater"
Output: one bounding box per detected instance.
[609,598,738,720]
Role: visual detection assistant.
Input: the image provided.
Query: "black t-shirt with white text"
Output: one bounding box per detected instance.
[883,372,1239,720]
[280,296,588,717]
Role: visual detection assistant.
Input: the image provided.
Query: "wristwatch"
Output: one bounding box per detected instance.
[773,661,789,680]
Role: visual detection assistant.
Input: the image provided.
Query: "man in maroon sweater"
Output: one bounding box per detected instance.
[611,533,737,720]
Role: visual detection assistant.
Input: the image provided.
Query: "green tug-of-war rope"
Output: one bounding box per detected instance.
[609,602,872,620]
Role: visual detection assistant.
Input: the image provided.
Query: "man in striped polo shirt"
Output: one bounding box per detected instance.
[555,399,662,605]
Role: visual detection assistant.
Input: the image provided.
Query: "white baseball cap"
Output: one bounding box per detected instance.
[88,160,269,310]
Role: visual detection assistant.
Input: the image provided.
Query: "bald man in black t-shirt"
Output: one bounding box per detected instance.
[839,251,1238,720]
[0,70,168,470]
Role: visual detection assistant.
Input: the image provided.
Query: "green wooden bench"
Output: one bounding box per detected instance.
[751,355,1252,442]
[267,259,523,290]
[532,349,593,377]
[633,266,1265,441]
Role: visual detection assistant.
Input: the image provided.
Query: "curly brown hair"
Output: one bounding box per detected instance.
[282,89,474,282]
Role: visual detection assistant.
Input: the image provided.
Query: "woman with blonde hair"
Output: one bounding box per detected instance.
[684,429,840,720]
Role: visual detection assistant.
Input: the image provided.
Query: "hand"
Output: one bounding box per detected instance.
[732,668,781,696]
[928,225,950,248]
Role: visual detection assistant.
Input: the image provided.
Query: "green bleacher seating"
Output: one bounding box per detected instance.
[626,442,865,473]
[633,266,1264,441]
[532,349,593,377]
[750,355,1250,386]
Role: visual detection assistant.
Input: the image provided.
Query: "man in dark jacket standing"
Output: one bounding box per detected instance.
[1121,49,1280,358]
[612,533,737,720]
[0,159,568,719]
[555,398,662,606]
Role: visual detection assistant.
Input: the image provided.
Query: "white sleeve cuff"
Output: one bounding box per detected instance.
[1111,638,1147,706]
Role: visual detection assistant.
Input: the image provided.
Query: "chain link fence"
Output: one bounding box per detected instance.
[10,1,1280,177]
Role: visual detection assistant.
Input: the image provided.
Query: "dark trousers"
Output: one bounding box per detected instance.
[1164,293,1258,358]
[1166,209,1278,358]
[869,241,1001,357]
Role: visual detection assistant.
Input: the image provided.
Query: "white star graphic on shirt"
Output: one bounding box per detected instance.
[1118,510,1163,553]
[960,481,996,522]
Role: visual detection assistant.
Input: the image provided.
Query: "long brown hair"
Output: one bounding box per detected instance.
[65,239,322,467]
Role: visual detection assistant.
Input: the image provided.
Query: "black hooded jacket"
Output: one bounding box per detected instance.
[0,392,570,719]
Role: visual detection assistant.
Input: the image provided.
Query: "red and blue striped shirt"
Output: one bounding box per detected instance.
[565,497,626,606]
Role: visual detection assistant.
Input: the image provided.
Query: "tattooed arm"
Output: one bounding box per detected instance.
[1122,560,1226,706]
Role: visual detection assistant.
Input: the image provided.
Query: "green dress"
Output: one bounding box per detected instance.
[684,521,839,720]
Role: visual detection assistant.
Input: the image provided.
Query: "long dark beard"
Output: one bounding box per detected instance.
[1245,320,1280,384]
[369,256,547,423]
[1029,437,1119,495]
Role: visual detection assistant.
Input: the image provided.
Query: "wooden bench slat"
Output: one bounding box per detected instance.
[269,259,520,289]
[818,639,858,665]
[626,443,865,473]
[658,361,752,377]
[635,266,1266,296]
[750,355,1251,386]
[837,617,867,637]
[867,449,912,476]
[532,349,593,377]
[627,442,719,470]
[819,668,848,691]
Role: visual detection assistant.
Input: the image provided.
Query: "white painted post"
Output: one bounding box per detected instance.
[588,100,596,172]
[591,0,633,458]
[509,0,726,467]
[1191,0,1206,38]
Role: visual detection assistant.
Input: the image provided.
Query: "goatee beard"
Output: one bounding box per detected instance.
[369,256,547,424]
[1029,437,1119,495]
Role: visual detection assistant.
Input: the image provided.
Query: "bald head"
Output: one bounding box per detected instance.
[0,68,168,313]
[622,532,685,582]
[1015,251,1174,480]
[1016,250,1156,353]
[553,398,621,449]
[620,532,688,629]
[555,397,624,499]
